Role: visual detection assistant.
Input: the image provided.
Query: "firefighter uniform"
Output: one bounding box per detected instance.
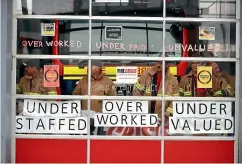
[16,67,57,95]
[179,71,234,97]
[72,73,116,113]
[133,65,179,118]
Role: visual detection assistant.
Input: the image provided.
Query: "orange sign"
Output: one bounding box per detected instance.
[44,65,60,87]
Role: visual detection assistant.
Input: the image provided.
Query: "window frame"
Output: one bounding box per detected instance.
[11,0,241,163]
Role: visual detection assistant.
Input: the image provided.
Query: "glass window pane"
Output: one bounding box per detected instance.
[17,19,89,55]
[92,0,164,17]
[17,0,89,15]
[92,20,163,57]
[165,21,236,58]
[166,0,236,19]
[166,61,236,97]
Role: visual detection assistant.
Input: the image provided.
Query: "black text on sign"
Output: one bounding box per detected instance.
[173,101,232,118]
[23,99,81,117]
[102,100,148,114]
[94,114,158,127]
[16,116,87,134]
[168,117,234,134]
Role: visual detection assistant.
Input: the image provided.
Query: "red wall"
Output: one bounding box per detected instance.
[16,139,234,163]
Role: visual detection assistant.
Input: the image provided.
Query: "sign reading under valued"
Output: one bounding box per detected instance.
[105,26,122,40]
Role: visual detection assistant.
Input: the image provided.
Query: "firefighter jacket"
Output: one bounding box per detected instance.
[16,74,57,95]
[72,73,116,113]
[179,71,235,97]
[133,65,179,118]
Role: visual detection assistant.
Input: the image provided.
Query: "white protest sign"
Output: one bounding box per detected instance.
[169,117,234,134]
[16,116,87,134]
[102,100,148,114]
[173,101,232,118]
[23,99,81,117]
[94,114,158,127]
[116,66,138,84]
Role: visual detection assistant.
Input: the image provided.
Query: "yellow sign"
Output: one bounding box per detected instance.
[41,23,55,36]
[197,66,212,88]
[63,65,177,80]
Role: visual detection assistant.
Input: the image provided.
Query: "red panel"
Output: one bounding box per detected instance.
[90,140,161,163]
[16,139,87,163]
[164,141,234,163]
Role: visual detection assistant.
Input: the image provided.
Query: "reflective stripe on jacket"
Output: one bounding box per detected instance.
[16,74,57,95]
[133,65,179,118]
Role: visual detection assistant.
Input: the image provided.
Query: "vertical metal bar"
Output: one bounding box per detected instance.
[87,0,92,163]
[236,22,240,59]
[235,61,240,163]
[236,0,240,19]
[161,100,165,164]
[234,18,240,163]
[0,0,2,161]
[89,0,92,17]
[87,18,92,164]
[162,0,166,160]
[11,0,17,162]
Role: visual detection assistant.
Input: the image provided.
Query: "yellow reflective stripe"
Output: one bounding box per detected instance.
[179,88,184,92]
[173,93,179,96]
[134,82,145,91]
[157,93,162,96]
[47,91,57,95]
[166,107,173,116]
[16,85,22,93]
[214,90,223,96]
[183,91,192,96]
[225,85,232,90]
[23,92,41,95]
[145,87,151,92]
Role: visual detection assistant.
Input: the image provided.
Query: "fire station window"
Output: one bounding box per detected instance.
[92,0,163,17]
[91,20,163,57]
[165,21,236,58]
[15,98,89,135]
[17,19,89,55]
[17,0,89,15]
[168,61,236,98]
[167,0,236,19]
[166,101,235,137]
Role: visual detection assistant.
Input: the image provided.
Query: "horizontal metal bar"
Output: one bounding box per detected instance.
[14,95,89,100]
[15,134,235,140]
[14,15,239,22]
[14,54,89,59]
[15,15,90,20]
[15,134,89,139]
[14,94,236,101]
[163,136,235,140]
[14,55,239,62]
